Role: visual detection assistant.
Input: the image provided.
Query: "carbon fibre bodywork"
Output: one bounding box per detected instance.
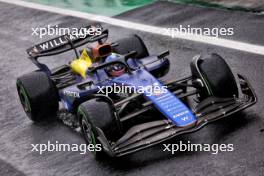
[96,74,256,157]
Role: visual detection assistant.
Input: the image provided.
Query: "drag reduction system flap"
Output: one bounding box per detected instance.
[27,25,108,58]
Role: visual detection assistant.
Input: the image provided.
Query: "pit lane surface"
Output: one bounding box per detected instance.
[0,1,264,176]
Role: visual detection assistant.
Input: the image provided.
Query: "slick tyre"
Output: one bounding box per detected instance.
[191,53,238,99]
[78,98,121,158]
[113,35,149,58]
[16,71,59,122]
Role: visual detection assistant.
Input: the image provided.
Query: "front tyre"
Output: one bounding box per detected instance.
[78,98,121,159]
[190,53,238,99]
[79,110,106,159]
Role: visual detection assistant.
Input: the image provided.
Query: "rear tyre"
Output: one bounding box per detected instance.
[112,35,149,58]
[113,35,169,78]
[78,98,121,158]
[190,53,238,99]
[16,71,59,122]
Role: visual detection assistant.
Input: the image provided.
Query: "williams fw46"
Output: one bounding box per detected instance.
[16,26,257,159]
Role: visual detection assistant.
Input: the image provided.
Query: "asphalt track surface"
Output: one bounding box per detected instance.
[0,1,264,176]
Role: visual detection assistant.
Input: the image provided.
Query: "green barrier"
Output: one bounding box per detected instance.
[24,0,261,16]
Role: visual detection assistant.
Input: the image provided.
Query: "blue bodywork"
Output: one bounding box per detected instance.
[113,69,197,127]
[58,53,197,127]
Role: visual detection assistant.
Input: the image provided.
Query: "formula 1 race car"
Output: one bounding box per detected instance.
[16,25,256,158]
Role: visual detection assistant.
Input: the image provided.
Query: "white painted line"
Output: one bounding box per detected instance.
[1,0,264,55]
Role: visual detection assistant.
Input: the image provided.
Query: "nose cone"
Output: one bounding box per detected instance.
[171,111,197,127]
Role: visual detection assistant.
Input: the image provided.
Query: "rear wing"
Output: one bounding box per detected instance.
[27,25,108,59]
